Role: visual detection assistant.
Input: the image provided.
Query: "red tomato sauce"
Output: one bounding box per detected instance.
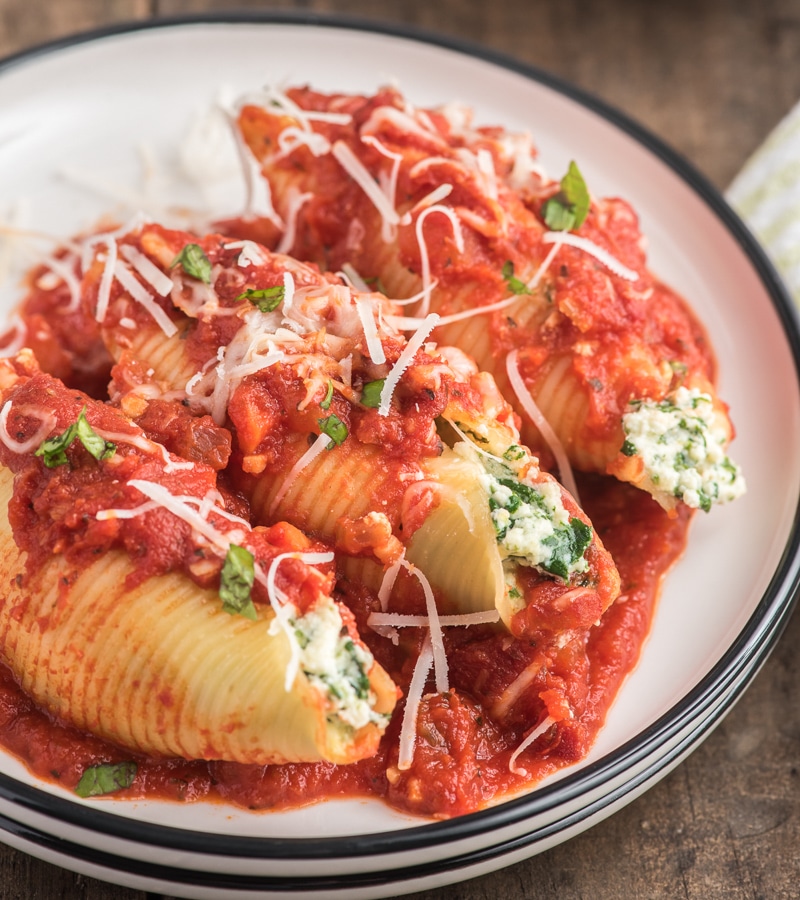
[0,468,690,819]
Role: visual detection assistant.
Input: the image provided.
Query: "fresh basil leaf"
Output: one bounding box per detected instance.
[561,161,590,228]
[541,160,590,232]
[542,198,577,231]
[220,544,257,620]
[318,414,348,446]
[320,380,334,410]
[238,285,285,312]
[360,379,385,408]
[501,260,531,295]
[171,243,212,283]
[35,407,115,468]
[75,761,137,798]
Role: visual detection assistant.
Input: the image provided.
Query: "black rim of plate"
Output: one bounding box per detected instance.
[0,9,799,874]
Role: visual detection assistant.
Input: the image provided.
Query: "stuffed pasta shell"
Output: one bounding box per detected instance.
[228,85,745,514]
[73,223,620,639]
[0,353,397,765]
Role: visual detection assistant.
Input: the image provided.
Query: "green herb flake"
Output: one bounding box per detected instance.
[360,379,385,409]
[542,518,593,581]
[320,380,334,410]
[238,284,285,312]
[318,414,348,446]
[35,407,116,468]
[541,160,590,232]
[620,439,638,458]
[75,761,137,798]
[501,260,532,296]
[220,544,257,620]
[503,444,526,462]
[171,243,212,283]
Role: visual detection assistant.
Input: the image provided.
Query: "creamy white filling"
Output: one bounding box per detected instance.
[291,599,385,731]
[621,386,746,510]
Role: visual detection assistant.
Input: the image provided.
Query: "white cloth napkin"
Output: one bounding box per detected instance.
[727,100,800,305]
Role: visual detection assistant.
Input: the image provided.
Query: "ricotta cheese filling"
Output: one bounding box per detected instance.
[290,598,386,731]
[621,386,746,511]
[457,442,592,583]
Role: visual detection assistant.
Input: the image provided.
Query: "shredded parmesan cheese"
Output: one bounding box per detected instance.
[93,236,118,323]
[119,243,173,296]
[368,610,499,629]
[397,632,434,771]
[113,260,178,337]
[0,401,57,454]
[414,205,465,318]
[399,559,448,693]
[40,253,82,311]
[386,292,521,331]
[331,140,401,242]
[269,433,333,514]
[261,550,335,691]
[378,313,439,416]
[275,187,314,255]
[506,349,580,502]
[508,715,557,775]
[354,295,386,364]
[541,231,639,281]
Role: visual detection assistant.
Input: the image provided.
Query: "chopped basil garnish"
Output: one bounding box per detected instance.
[318,414,348,446]
[35,407,116,468]
[360,379,385,408]
[171,243,212,283]
[238,285,285,312]
[502,261,531,295]
[75,761,137,798]
[320,380,334,410]
[220,544,257,620]
[542,160,590,232]
[621,439,638,457]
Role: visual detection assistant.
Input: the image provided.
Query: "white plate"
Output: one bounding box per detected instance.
[0,14,798,899]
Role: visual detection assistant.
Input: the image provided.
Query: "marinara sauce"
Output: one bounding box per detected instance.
[0,469,690,819]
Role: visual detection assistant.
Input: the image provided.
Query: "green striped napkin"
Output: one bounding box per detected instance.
[727,102,800,305]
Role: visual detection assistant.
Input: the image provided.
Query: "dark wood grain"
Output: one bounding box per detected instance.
[0,1,799,898]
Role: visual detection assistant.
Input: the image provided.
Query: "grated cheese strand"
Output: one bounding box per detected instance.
[93,236,118,323]
[414,204,465,318]
[119,243,173,296]
[122,479,246,553]
[331,140,401,242]
[378,313,440,417]
[112,260,179,338]
[269,433,333,515]
[261,550,335,692]
[397,632,434,771]
[378,554,403,613]
[0,401,57,454]
[400,559,448,694]
[40,253,82,311]
[354,295,386,364]
[368,610,500,628]
[508,715,557,776]
[506,349,580,503]
[541,231,639,281]
[275,187,314,255]
[360,134,403,219]
[386,292,520,331]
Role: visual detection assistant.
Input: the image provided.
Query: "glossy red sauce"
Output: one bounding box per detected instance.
[0,468,690,818]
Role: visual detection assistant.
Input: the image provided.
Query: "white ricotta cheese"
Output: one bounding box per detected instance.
[621,387,746,511]
[291,599,386,731]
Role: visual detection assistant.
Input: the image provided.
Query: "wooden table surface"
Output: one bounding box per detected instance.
[1,1,799,898]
